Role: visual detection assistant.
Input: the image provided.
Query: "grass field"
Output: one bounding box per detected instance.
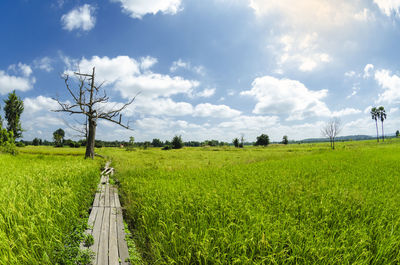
[100,139,400,264]
[0,149,100,264]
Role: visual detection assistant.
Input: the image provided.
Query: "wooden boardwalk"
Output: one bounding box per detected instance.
[82,163,130,265]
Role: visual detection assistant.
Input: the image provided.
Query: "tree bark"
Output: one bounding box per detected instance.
[85,117,96,159]
[375,120,379,142]
[381,121,384,142]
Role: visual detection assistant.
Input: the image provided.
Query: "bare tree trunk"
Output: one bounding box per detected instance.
[85,117,96,159]
[332,138,335,150]
[375,120,379,142]
[381,121,385,142]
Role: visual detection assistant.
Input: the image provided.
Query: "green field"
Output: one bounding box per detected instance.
[100,139,400,264]
[0,150,100,264]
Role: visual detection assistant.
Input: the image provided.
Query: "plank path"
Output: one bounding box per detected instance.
[82,162,130,265]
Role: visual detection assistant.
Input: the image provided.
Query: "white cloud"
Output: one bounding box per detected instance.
[0,68,35,95]
[33,57,54,72]
[24,96,59,113]
[140,56,158,71]
[170,59,205,75]
[219,115,279,131]
[111,0,182,19]
[196,88,216,98]
[241,75,330,120]
[373,0,400,16]
[61,4,96,31]
[354,8,376,21]
[331,108,361,117]
[194,103,241,118]
[345,71,356,78]
[364,64,374,78]
[374,69,400,104]
[274,32,331,72]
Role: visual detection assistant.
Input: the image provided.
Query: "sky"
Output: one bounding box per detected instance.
[0,0,400,142]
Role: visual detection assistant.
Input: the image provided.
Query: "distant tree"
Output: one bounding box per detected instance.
[377,106,387,142]
[143,141,151,150]
[32,138,41,146]
[4,91,24,140]
[233,138,239,148]
[53,128,65,147]
[152,138,163,147]
[370,107,379,142]
[255,134,270,146]
[321,118,342,150]
[282,135,289,145]
[239,133,245,148]
[396,130,400,137]
[171,135,183,149]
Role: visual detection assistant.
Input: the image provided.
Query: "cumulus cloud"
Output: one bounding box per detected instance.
[33,57,54,72]
[374,69,400,104]
[0,63,35,95]
[194,103,241,118]
[111,0,182,19]
[364,64,374,78]
[219,115,279,131]
[331,108,361,117]
[61,4,96,31]
[195,88,216,98]
[373,0,400,16]
[170,59,205,75]
[140,56,158,71]
[241,75,330,120]
[275,32,331,72]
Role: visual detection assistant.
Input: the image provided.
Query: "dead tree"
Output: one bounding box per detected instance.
[321,118,342,150]
[53,67,135,159]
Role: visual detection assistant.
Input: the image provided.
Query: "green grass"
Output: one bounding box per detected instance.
[0,151,101,264]
[101,139,400,264]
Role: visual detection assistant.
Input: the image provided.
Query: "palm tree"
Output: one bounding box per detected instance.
[377,106,387,142]
[370,107,379,142]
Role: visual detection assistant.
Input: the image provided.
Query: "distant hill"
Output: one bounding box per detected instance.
[298,135,375,143]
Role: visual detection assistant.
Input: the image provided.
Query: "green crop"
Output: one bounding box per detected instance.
[101,139,400,264]
[0,152,100,264]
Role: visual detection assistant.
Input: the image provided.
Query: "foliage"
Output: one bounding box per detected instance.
[32,137,42,146]
[53,128,65,147]
[0,152,100,263]
[0,126,16,155]
[152,138,163,147]
[171,135,183,149]
[282,135,289,145]
[3,90,24,139]
[396,130,399,137]
[377,106,387,141]
[254,134,270,146]
[232,138,239,148]
[371,107,380,142]
[100,139,400,264]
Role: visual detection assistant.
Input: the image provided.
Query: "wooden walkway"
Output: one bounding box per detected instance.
[82,163,130,265]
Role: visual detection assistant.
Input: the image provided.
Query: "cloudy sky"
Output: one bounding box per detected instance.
[0,0,400,142]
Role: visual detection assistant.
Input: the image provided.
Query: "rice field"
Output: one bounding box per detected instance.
[0,150,100,264]
[102,139,400,264]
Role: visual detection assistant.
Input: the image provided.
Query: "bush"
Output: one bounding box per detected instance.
[171,135,183,149]
[16,141,25,147]
[0,128,17,155]
[255,134,270,147]
[162,145,172,150]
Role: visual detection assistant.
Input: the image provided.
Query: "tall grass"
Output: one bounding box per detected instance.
[0,153,100,264]
[105,140,400,264]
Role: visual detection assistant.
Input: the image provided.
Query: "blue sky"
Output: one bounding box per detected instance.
[0,0,400,142]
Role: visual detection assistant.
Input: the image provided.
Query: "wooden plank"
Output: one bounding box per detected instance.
[97,207,111,265]
[99,185,105,207]
[90,206,104,264]
[93,190,101,207]
[87,206,98,229]
[105,184,110,207]
[109,207,119,265]
[114,190,121,208]
[100,175,107,184]
[116,208,130,265]
[110,187,116,208]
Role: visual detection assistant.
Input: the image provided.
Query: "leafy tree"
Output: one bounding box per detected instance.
[255,134,270,146]
[377,106,387,142]
[239,134,244,148]
[282,135,289,145]
[4,91,24,140]
[171,135,183,149]
[233,138,239,148]
[0,125,16,155]
[370,107,379,142]
[53,128,65,147]
[321,118,342,150]
[152,138,163,147]
[32,138,42,146]
[396,130,399,137]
